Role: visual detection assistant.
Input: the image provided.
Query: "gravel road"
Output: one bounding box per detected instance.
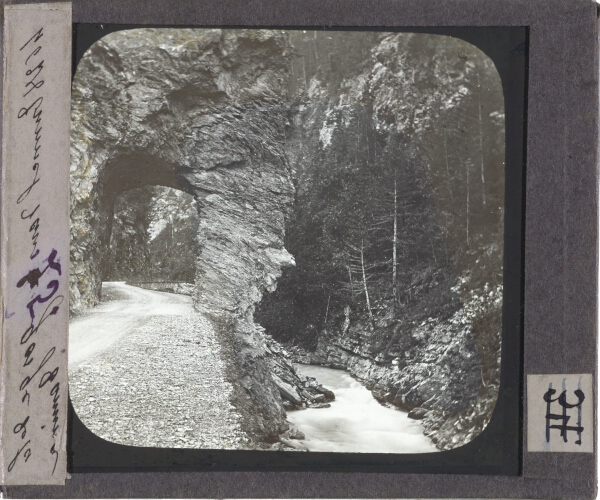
[69,282,249,449]
[69,282,192,368]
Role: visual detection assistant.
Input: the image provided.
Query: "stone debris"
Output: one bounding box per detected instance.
[70,313,250,449]
[265,335,335,410]
[272,374,302,405]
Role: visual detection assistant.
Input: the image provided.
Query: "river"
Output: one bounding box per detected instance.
[287,364,437,453]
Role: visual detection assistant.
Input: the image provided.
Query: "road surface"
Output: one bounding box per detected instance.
[68,281,249,449]
[69,281,192,368]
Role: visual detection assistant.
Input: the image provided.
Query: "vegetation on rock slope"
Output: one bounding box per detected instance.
[255,31,505,449]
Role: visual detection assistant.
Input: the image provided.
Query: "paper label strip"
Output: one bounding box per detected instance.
[1,2,71,485]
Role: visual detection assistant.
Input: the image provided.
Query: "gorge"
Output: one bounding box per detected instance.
[70,28,505,451]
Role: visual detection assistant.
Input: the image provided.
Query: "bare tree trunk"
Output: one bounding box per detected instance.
[392,178,399,313]
[360,238,375,330]
[342,305,351,335]
[324,292,331,329]
[466,161,470,248]
[443,127,454,201]
[302,56,307,91]
[477,71,486,208]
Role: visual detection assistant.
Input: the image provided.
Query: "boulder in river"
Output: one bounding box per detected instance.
[310,403,331,409]
[289,428,305,440]
[272,374,302,405]
[265,335,335,410]
[407,407,429,420]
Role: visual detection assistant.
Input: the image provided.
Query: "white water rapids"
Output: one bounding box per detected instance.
[287,364,437,453]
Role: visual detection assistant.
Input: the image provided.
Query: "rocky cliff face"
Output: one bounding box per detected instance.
[72,28,504,448]
[71,28,298,441]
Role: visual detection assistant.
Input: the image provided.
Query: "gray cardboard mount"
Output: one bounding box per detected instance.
[2,0,598,498]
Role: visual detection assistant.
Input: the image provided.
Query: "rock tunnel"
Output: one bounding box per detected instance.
[71,29,298,438]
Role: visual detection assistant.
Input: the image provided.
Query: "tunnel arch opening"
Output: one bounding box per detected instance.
[104,185,199,292]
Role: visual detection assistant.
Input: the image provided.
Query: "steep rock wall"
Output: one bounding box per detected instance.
[71,29,296,440]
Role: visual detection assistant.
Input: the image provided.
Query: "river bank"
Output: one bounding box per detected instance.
[285,364,436,453]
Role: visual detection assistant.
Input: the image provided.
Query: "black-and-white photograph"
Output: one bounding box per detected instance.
[68,28,505,454]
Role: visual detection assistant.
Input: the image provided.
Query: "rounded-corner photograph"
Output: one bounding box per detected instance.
[69,27,505,455]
